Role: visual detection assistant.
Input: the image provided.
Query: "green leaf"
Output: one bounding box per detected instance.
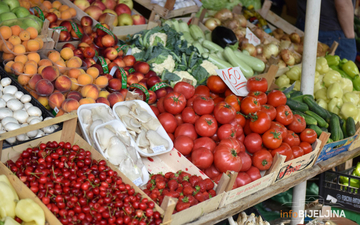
[161,70,181,83]
[191,65,209,86]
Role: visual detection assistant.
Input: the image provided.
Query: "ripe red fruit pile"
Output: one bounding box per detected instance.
[143,171,216,213]
[152,76,318,190]
[6,141,162,225]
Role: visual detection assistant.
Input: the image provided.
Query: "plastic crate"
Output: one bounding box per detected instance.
[319,168,360,213]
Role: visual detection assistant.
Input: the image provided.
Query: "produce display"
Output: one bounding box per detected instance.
[150,0,197,10]
[339,162,360,189]
[32,0,77,20]
[0,174,45,225]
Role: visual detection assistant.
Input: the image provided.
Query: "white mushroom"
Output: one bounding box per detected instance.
[14,91,24,99]
[2,94,15,102]
[7,99,23,111]
[27,106,42,117]
[27,129,38,138]
[5,122,21,131]
[20,94,31,104]
[43,125,55,134]
[29,118,42,125]
[0,108,13,119]
[0,99,6,108]
[1,78,11,87]
[3,85,18,95]
[24,103,33,110]
[13,110,29,124]
[35,130,45,138]
[27,116,41,123]
[16,134,28,142]
[2,117,19,126]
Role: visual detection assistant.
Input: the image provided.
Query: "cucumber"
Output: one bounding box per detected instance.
[320,127,328,132]
[304,111,329,128]
[189,24,205,41]
[208,54,233,69]
[346,117,357,137]
[290,95,305,102]
[327,138,333,143]
[233,50,265,72]
[223,47,254,78]
[329,114,343,141]
[293,110,317,125]
[309,125,323,137]
[290,91,303,98]
[303,96,331,122]
[286,98,309,112]
[342,120,348,138]
[202,40,223,52]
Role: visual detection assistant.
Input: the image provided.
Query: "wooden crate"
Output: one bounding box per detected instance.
[134,0,199,19]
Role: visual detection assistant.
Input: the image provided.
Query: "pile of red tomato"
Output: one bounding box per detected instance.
[150,76,318,189]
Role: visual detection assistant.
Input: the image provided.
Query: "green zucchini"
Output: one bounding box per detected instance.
[303,96,331,122]
[207,54,233,69]
[233,50,265,72]
[320,127,328,132]
[329,114,343,141]
[192,41,206,54]
[309,125,323,137]
[342,120,348,138]
[181,32,194,43]
[202,40,223,52]
[290,95,305,102]
[286,98,309,112]
[216,51,226,61]
[304,111,329,128]
[293,110,317,126]
[189,24,205,41]
[223,47,254,78]
[204,30,212,41]
[290,91,303,98]
[178,20,190,33]
[346,117,357,137]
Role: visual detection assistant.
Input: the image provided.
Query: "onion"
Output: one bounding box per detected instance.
[279,40,291,51]
[233,28,246,41]
[294,52,302,64]
[252,28,265,42]
[273,32,283,40]
[273,28,284,36]
[277,60,287,68]
[289,33,301,44]
[263,43,280,59]
[293,43,304,54]
[214,9,233,22]
[255,55,267,63]
[233,13,247,28]
[223,19,240,30]
[241,43,256,57]
[204,18,221,31]
[281,34,291,42]
[256,45,263,55]
[280,49,295,66]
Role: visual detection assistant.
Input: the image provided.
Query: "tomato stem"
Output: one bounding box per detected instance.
[231,149,238,157]
[262,159,268,166]
[270,131,282,139]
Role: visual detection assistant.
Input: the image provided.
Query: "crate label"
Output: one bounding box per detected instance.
[152,145,166,153]
[132,177,143,186]
[95,24,116,41]
[128,68,135,74]
[149,82,169,92]
[31,6,45,21]
[246,27,261,46]
[70,21,83,39]
[215,67,249,96]
[98,56,109,74]
[51,26,68,32]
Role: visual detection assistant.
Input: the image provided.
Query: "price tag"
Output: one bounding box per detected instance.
[246,27,261,46]
[52,107,59,116]
[132,177,143,186]
[152,145,166,153]
[215,67,249,97]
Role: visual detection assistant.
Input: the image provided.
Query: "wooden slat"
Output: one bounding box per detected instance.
[186,147,360,225]
[264,10,304,36]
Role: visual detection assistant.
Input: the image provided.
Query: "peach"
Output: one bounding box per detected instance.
[28,74,43,90]
[17,74,30,86]
[99,90,110,98]
[41,66,59,82]
[107,92,124,107]
[35,79,54,96]
[95,76,108,88]
[55,109,65,117]
[81,84,99,99]
[61,98,80,112]
[67,91,82,101]
[49,92,65,109]
[96,97,110,106]
[79,97,96,105]
[54,75,72,92]
[70,78,79,91]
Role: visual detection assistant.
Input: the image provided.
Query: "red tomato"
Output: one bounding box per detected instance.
[246,166,261,181]
[195,115,218,137]
[213,143,242,173]
[225,88,235,97]
[283,130,300,147]
[300,128,317,144]
[267,90,287,107]
[246,77,268,93]
[175,123,197,140]
[182,107,197,124]
[248,91,267,105]
[244,120,252,135]
[187,94,199,107]
[244,133,263,154]
[217,124,237,140]
[287,114,306,133]
[270,121,288,139]
[225,95,241,112]
[167,132,174,142]
[158,113,177,133]
[164,92,187,115]
[207,75,227,94]
[213,97,225,105]
[174,82,195,99]
[235,172,252,188]
[249,110,271,134]
[209,92,219,99]
[262,128,283,149]
[235,124,244,137]
[191,147,213,169]
[174,135,194,155]
[175,114,183,126]
[276,105,294,126]
[193,96,215,115]
[292,146,304,158]
[229,112,246,128]
[157,97,165,113]
[240,96,261,115]
[271,143,293,161]
[237,134,245,143]
[219,138,245,153]
[299,142,312,154]
[193,137,216,153]
[212,174,223,184]
[252,150,273,170]
[203,164,220,179]
[150,105,159,117]
[213,101,236,124]
[239,151,252,172]
[195,85,210,97]
[211,133,220,143]
[261,104,277,121]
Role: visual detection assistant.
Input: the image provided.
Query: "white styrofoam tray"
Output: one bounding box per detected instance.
[93,120,149,186]
[112,100,173,157]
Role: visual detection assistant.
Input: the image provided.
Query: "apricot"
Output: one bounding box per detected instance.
[48,50,61,63]
[77,73,93,85]
[28,52,40,63]
[54,75,72,92]
[38,96,50,110]
[27,40,40,52]
[8,36,21,45]
[66,57,81,68]
[70,78,79,91]
[4,61,14,73]
[26,27,38,39]
[17,74,30,86]
[13,44,26,54]
[10,25,21,36]
[99,90,110,98]
[95,76,108,88]
[24,63,37,76]
[86,67,99,79]
[14,54,27,64]
[0,26,12,39]
[81,84,99,99]
[3,41,13,53]
[25,60,38,67]
[61,10,72,20]
[49,92,65,109]
[54,60,66,73]
[38,59,53,67]
[61,98,80,112]
[3,53,14,60]
[68,68,82,79]
[43,1,52,9]
[11,61,24,75]
[79,97,96,105]
[59,5,69,12]
[60,47,74,61]
[34,37,44,49]
[52,0,62,9]
[69,8,76,17]
[19,30,30,41]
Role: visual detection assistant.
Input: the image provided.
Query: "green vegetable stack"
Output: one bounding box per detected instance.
[339,162,360,190]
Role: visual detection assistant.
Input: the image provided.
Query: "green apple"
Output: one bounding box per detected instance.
[12,7,30,18]
[118,13,133,26]
[118,0,133,10]
[0,12,17,22]
[2,0,20,11]
[24,15,42,32]
[0,2,10,15]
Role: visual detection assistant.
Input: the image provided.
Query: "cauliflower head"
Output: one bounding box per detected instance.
[172,71,197,87]
[201,60,218,75]
[152,55,175,75]
[149,33,167,46]
[131,47,142,55]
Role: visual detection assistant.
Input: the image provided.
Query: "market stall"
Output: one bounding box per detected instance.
[0,0,360,224]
